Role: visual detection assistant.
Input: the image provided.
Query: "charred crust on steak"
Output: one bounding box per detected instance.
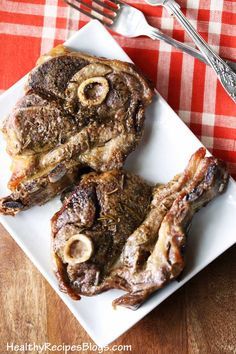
[27,56,90,99]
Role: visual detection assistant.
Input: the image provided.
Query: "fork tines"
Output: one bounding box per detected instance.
[64,0,120,26]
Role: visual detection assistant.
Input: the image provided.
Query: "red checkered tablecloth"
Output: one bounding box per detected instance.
[0,0,235,177]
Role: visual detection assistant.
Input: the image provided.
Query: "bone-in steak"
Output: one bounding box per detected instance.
[51,170,152,299]
[0,45,153,215]
[51,148,229,308]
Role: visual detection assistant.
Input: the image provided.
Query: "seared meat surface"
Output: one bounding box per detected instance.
[0,45,153,215]
[51,170,152,299]
[111,148,228,308]
[51,148,228,308]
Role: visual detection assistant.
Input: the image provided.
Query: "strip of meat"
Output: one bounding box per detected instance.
[117,148,206,273]
[0,163,81,215]
[111,150,229,309]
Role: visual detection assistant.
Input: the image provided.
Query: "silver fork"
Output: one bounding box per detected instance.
[145,0,236,103]
[64,0,236,77]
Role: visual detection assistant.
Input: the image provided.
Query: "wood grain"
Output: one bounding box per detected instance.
[0,223,235,354]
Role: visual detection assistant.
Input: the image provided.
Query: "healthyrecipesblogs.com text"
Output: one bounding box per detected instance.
[6,342,132,353]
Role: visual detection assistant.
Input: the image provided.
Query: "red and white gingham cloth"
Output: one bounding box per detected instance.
[0,0,235,177]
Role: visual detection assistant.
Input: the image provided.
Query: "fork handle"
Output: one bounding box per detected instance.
[163,0,236,103]
[147,27,236,72]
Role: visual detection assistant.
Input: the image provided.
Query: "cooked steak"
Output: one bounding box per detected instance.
[51,148,229,308]
[51,170,152,299]
[0,45,153,215]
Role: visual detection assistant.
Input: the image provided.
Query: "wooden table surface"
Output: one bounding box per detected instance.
[0,223,235,354]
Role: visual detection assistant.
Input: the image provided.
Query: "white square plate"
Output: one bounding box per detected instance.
[0,20,235,347]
